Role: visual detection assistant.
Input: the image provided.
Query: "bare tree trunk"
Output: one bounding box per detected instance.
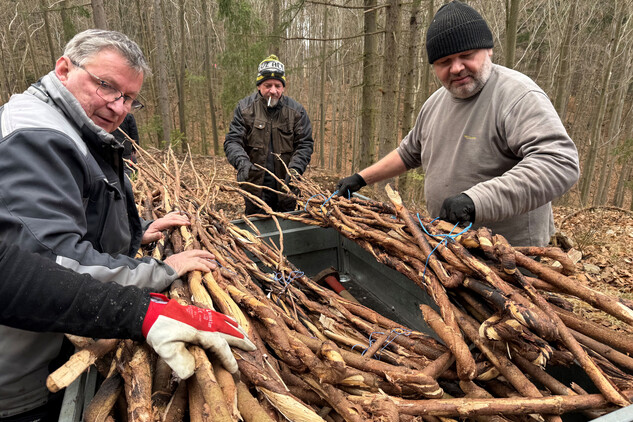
[335,90,345,172]
[401,0,422,137]
[418,0,434,110]
[0,32,14,102]
[397,0,421,198]
[22,13,40,81]
[615,163,632,207]
[613,109,633,207]
[153,0,172,146]
[359,0,379,169]
[60,0,75,43]
[318,6,328,166]
[39,0,57,68]
[0,54,6,103]
[200,0,220,156]
[352,106,360,173]
[178,0,187,153]
[197,84,208,155]
[376,0,401,193]
[553,2,577,120]
[330,71,341,170]
[504,0,520,68]
[91,0,107,29]
[579,3,624,205]
[594,43,631,205]
[270,0,280,55]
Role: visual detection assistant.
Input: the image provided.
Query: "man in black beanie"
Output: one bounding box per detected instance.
[224,55,314,215]
[336,1,579,247]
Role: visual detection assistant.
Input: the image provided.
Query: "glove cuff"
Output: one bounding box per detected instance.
[354,173,367,188]
[142,293,169,338]
[237,158,250,170]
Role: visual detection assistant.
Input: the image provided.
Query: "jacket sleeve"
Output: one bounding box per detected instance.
[0,129,178,291]
[127,114,140,143]
[465,91,580,223]
[288,105,314,173]
[224,105,250,169]
[0,242,148,340]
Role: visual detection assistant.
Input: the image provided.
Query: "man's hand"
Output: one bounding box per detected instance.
[284,167,300,184]
[164,250,217,276]
[237,160,253,182]
[142,211,191,244]
[439,193,475,224]
[335,173,366,198]
[284,168,301,194]
[143,293,256,379]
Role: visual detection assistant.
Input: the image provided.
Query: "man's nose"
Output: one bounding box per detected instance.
[108,97,130,113]
[449,59,464,74]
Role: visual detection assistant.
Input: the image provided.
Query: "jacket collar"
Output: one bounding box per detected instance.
[27,71,119,147]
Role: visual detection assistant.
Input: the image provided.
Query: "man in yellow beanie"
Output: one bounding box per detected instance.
[224,54,314,215]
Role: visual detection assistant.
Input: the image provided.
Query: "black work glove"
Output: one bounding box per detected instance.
[236,160,253,182]
[284,168,300,185]
[439,193,475,224]
[335,173,366,198]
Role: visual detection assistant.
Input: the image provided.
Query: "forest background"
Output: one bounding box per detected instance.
[1,0,632,210]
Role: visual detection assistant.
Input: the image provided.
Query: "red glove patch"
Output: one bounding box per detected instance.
[142,292,244,340]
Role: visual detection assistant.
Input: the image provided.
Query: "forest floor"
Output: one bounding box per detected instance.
[165,153,633,333]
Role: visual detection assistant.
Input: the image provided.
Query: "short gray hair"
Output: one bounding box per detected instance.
[63,29,151,76]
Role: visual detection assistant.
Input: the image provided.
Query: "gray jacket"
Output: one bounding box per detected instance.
[397,65,579,246]
[0,72,177,417]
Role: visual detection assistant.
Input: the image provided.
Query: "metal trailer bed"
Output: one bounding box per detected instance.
[58,215,632,421]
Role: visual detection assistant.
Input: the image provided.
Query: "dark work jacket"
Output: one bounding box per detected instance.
[224,92,314,210]
[0,72,177,417]
[0,242,148,340]
[112,113,139,162]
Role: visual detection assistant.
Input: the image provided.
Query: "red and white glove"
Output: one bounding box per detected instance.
[142,293,256,379]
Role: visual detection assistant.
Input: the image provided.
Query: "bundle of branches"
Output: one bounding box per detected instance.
[218,158,633,420]
[47,149,633,421]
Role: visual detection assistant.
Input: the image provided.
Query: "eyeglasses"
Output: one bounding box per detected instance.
[70,60,144,111]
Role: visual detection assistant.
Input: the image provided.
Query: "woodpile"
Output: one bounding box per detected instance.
[48,150,633,421]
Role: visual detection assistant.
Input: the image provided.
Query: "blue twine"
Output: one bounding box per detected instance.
[352,328,412,359]
[271,270,305,305]
[211,260,237,276]
[416,214,472,284]
[304,193,327,212]
[382,328,412,351]
[322,191,338,206]
[304,191,341,213]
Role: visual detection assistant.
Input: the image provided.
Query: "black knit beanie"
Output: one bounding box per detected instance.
[426,1,494,64]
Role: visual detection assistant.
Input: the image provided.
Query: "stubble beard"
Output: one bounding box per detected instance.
[446,57,493,99]
[267,96,279,108]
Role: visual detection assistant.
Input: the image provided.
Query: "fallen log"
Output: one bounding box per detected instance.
[47,338,119,393]
[347,390,633,417]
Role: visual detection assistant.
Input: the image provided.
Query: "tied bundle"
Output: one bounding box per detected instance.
[48,148,633,421]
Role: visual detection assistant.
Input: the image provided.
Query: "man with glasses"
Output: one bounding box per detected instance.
[224,54,314,215]
[0,29,256,421]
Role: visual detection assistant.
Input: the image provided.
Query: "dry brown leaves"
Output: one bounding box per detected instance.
[554,206,633,332]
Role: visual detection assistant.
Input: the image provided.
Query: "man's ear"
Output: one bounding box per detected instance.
[55,56,71,83]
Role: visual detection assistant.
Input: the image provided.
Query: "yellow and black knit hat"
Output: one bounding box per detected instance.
[256,54,286,86]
